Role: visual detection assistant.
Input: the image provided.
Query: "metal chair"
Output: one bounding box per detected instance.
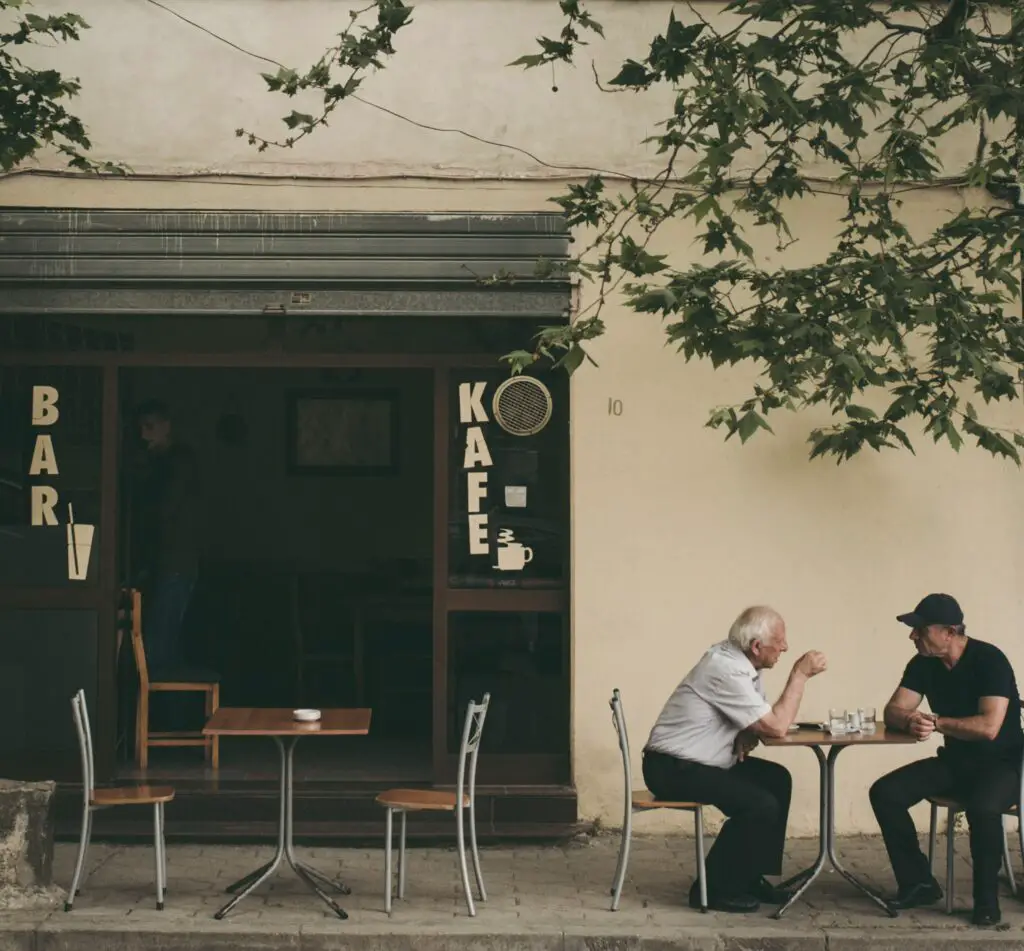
[609,688,708,912]
[926,701,1024,914]
[376,694,490,916]
[66,689,175,912]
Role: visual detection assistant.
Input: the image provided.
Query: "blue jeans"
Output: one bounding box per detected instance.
[145,573,195,673]
[145,573,196,730]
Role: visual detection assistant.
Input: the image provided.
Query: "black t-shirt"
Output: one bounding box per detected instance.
[900,638,1023,764]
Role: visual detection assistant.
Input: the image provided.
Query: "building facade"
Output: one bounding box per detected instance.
[1,0,1021,837]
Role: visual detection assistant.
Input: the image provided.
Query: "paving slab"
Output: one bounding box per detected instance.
[0,834,1020,950]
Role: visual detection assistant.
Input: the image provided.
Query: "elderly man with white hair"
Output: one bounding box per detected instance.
[643,605,827,913]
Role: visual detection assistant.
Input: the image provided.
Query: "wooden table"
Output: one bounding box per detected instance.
[763,727,919,918]
[203,707,372,920]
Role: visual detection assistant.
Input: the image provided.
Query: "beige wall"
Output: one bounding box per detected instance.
[9,0,980,179]
[3,177,1021,837]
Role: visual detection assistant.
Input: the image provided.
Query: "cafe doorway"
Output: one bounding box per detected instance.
[116,366,435,785]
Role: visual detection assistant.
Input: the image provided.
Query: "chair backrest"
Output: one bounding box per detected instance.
[610,688,632,800]
[456,693,490,810]
[126,588,149,688]
[71,689,95,802]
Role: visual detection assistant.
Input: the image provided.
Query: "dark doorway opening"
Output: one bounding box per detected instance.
[116,367,434,785]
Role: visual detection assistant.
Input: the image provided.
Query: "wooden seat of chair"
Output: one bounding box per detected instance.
[632,789,703,810]
[929,794,1018,814]
[376,788,469,811]
[91,785,176,807]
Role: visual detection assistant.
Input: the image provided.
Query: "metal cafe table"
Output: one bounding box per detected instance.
[202,707,372,920]
[764,726,918,918]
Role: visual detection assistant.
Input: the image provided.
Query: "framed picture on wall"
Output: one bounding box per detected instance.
[286,390,399,476]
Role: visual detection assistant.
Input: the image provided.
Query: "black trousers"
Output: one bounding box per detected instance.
[642,749,792,898]
[869,754,1019,905]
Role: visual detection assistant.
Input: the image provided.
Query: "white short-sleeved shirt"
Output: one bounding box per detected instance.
[645,640,772,769]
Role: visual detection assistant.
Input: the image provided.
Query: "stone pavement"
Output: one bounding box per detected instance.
[3,833,1024,950]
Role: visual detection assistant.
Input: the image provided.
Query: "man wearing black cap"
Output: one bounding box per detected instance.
[869,593,1023,926]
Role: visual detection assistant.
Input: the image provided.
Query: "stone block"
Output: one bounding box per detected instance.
[0,779,55,889]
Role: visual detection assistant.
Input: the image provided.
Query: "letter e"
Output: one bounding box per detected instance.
[468,513,489,555]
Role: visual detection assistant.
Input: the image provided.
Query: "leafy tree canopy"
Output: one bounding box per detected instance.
[0,0,112,172]
[259,0,1021,462]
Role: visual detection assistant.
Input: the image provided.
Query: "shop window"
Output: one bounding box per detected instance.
[0,367,102,586]
[448,369,568,588]
[446,611,569,755]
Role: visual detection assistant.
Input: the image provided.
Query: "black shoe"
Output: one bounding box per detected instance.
[755,876,794,904]
[971,905,1001,927]
[886,879,943,910]
[688,881,759,913]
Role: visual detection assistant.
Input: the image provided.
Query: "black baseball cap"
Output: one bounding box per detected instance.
[896,593,964,628]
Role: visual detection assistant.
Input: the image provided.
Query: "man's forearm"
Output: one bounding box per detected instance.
[885,704,915,732]
[935,715,1001,742]
[770,670,808,728]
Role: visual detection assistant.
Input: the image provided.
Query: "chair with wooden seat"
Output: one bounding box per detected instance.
[66,689,175,911]
[126,588,220,769]
[609,688,708,912]
[376,694,490,917]
[925,701,1024,913]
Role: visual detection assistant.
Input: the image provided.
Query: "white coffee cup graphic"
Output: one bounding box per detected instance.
[495,541,533,572]
[66,524,95,581]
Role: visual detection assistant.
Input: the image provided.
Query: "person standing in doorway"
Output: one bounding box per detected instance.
[135,399,201,699]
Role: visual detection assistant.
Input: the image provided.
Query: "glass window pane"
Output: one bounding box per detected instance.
[447,611,568,755]
[448,369,568,588]
[0,367,102,586]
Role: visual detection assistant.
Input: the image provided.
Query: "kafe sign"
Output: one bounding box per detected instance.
[458,382,532,573]
[27,385,94,581]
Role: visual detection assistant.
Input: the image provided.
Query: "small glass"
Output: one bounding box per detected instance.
[847,709,862,732]
[860,707,877,733]
[829,708,848,735]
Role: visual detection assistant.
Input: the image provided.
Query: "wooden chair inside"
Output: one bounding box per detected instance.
[125,588,220,769]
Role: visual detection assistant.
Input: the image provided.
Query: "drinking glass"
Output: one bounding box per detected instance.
[829,708,848,735]
[860,707,877,733]
[847,709,862,732]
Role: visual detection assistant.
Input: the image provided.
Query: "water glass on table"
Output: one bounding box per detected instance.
[828,708,848,735]
[859,706,877,733]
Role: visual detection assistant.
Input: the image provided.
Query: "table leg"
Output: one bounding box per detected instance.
[215,743,287,918]
[281,738,350,918]
[824,746,897,918]
[773,746,829,919]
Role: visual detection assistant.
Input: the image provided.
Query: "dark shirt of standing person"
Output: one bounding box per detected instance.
[137,399,200,677]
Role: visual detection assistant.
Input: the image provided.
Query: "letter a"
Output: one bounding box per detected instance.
[31,386,60,426]
[29,434,59,476]
[463,427,493,469]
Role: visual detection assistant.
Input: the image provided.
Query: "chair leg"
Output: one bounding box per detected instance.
[695,807,708,913]
[138,687,149,770]
[398,811,407,900]
[927,802,938,874]
[154,802,165,910]
[65,806,92,911]
[1002,819,1017,896]
[456,806,476,917]
[610,808,632,912]
[945,807,955,915]
[469,795,486,902]
[384,807,393,916]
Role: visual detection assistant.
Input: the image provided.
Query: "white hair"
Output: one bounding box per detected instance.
[728,606,784,651]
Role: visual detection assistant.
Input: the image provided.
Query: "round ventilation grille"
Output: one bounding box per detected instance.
[492,377,553,436]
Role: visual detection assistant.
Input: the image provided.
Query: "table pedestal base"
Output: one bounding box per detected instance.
[214,737,351,920]
[773,744,896,919]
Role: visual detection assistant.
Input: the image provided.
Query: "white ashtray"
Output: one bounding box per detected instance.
[293,709,322,722]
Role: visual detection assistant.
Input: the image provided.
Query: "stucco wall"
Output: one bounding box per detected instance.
[3,176,1021,838]
[8,0,980,179]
